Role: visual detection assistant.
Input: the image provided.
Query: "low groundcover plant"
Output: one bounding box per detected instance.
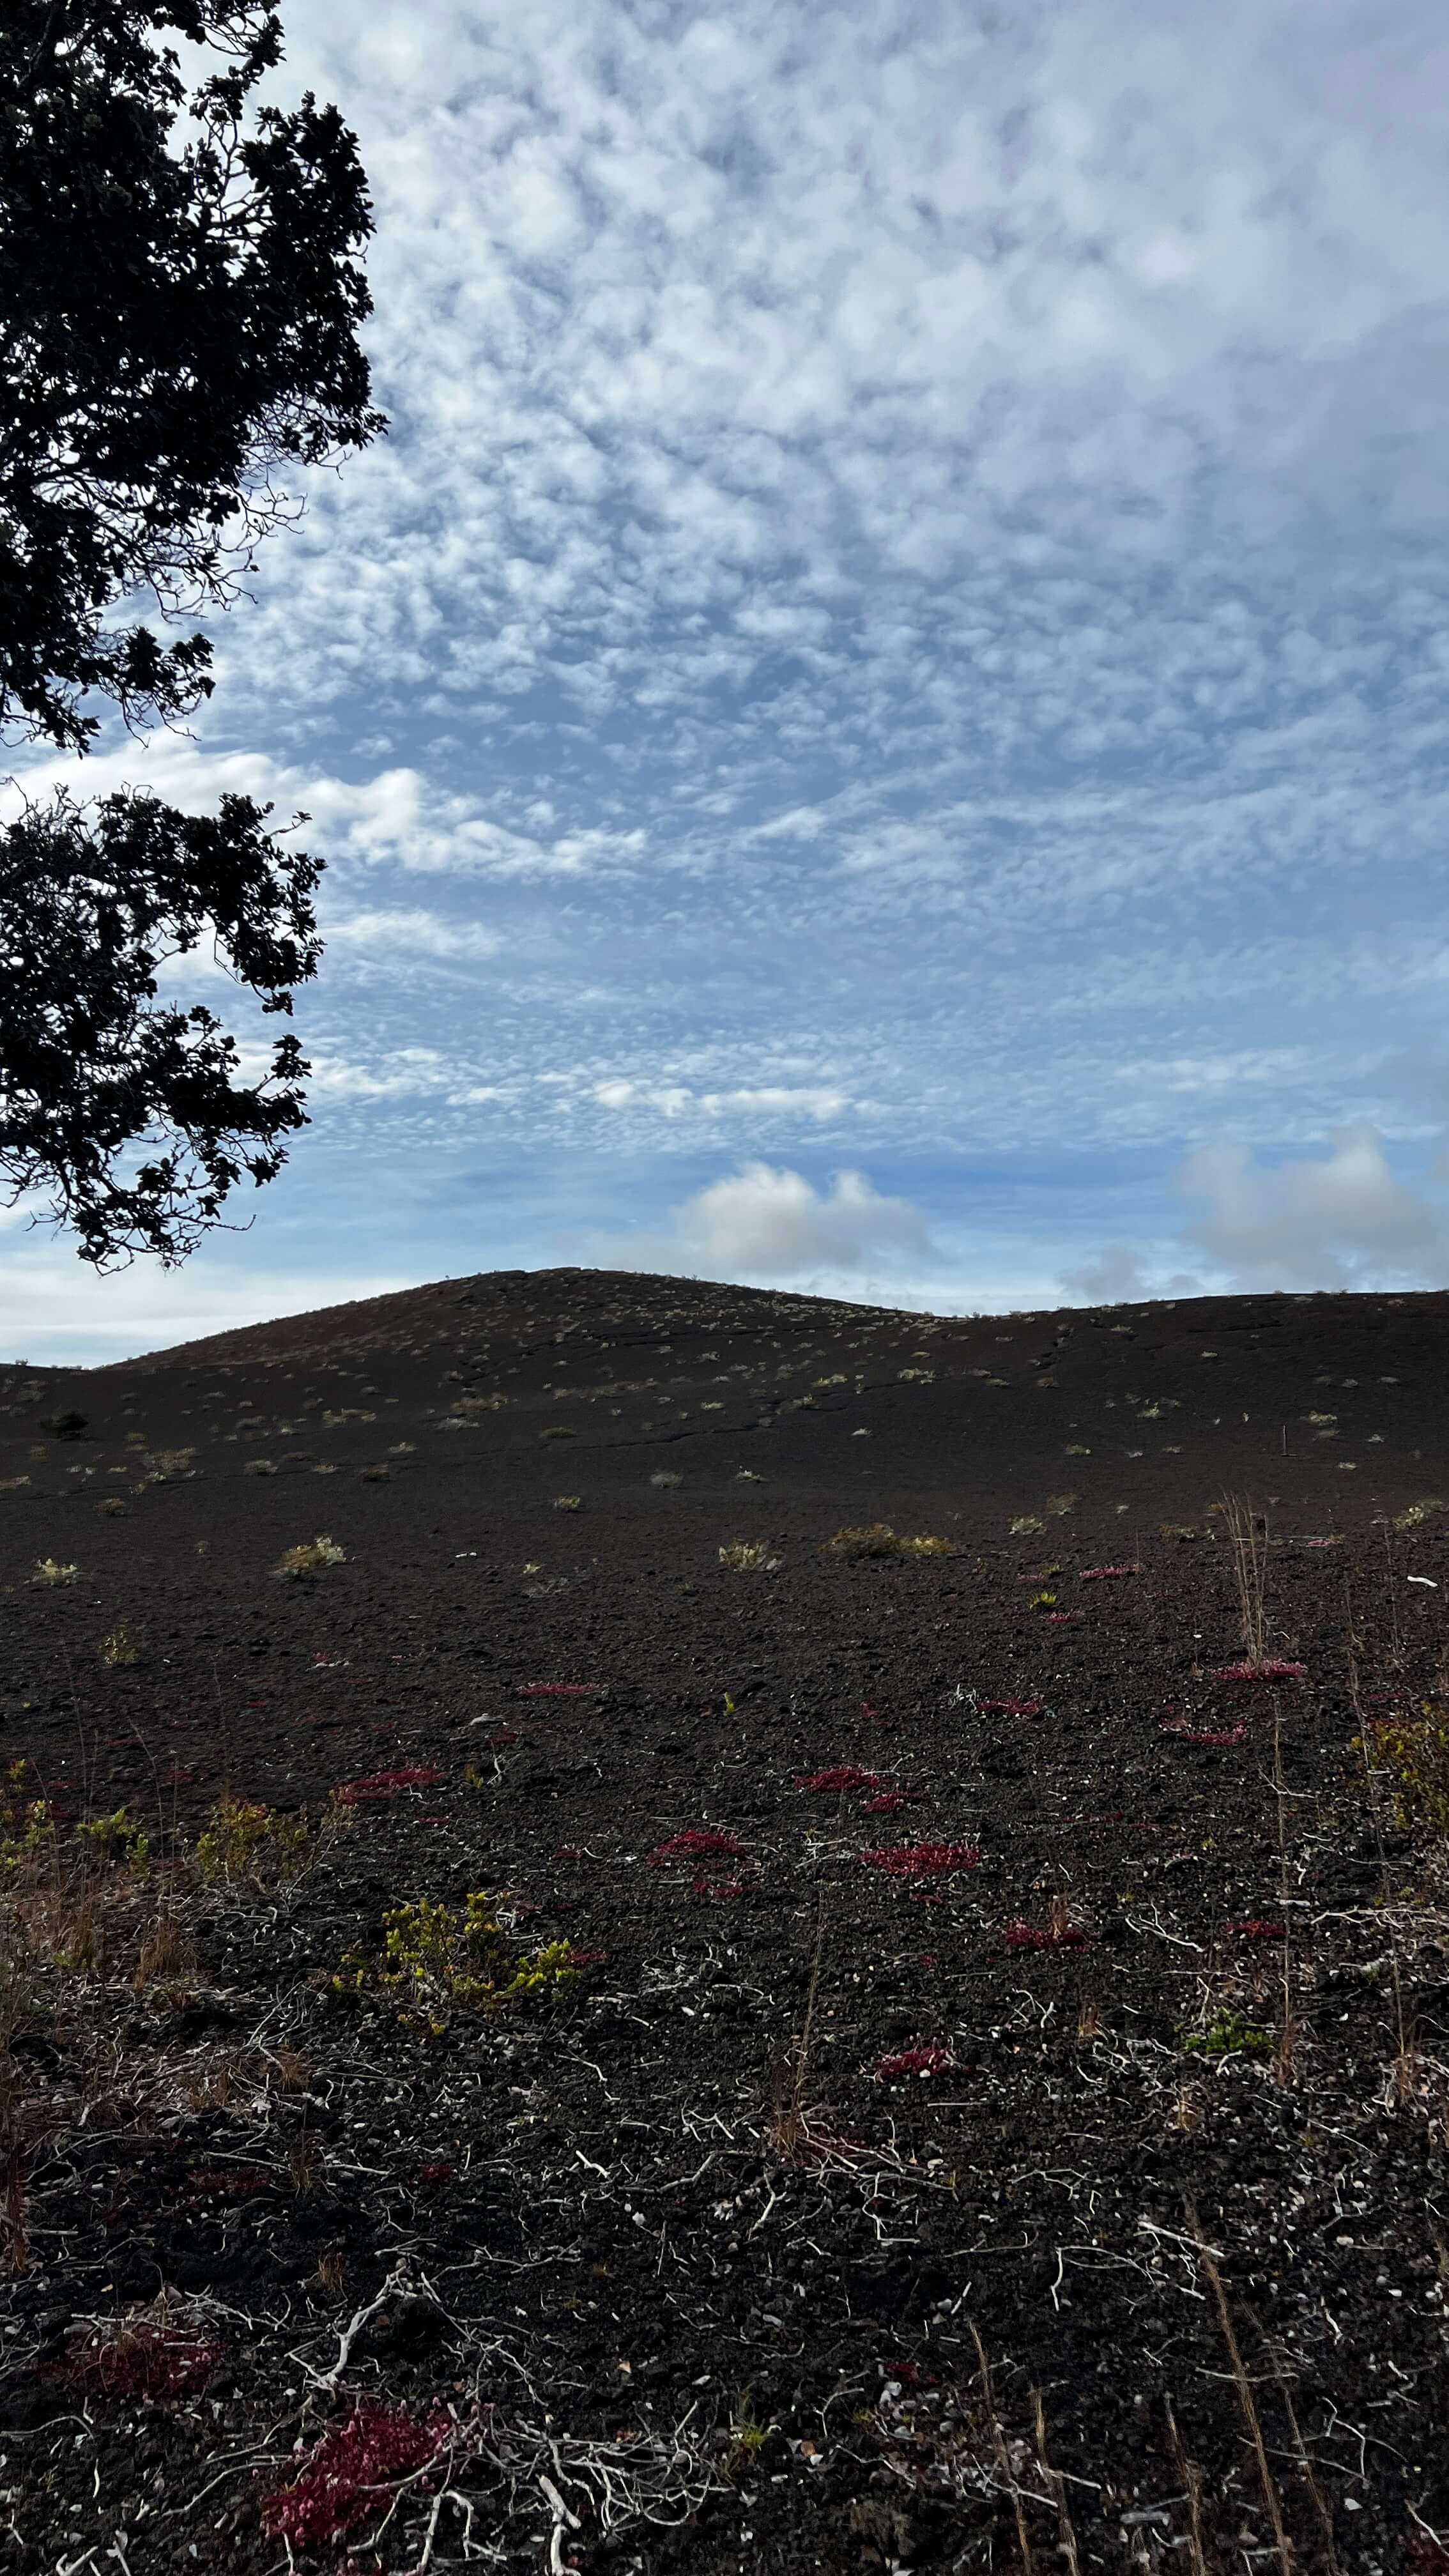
[333,1892,579,2036]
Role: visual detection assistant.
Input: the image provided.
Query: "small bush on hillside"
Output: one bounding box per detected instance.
[31,1558,78,1586]
[1395,1498,1445,1531]
[719,1540,773,1570]
[276,1535,345,1580]
[1367,1708,1449,1838]
[1183,2012,1272,2059]
[1008,1515,1044,1537]
[195,1797,310,1883]
[99,1622,143,1667]
[823,1524,950,1561]
[75,1805,151,1871]
[334,1892,578,2037]
[141,1447,197,1482]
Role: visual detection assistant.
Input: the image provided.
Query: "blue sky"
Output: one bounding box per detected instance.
[7,0,1449,1361]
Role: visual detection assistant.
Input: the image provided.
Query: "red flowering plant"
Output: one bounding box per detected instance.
[262,2402,453,2549]
[1213,1659,1307,1684]
[1002,1896,1087,1950]
[800,1765,909,1819]
[648,1826,752,1900]
[647,1828,746,1867]
[48,2313,222,2400]
[1159,1717,1247,1748]
[860,1840,979,1880]
[335,1765,442,1805]
[875,2041,956,2080]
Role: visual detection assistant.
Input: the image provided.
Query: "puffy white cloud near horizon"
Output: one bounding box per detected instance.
[569,1161,941,1288]
[7,0,1449,1353]
[1177,1125,1448,1289]
[1062,1126,1449,1303]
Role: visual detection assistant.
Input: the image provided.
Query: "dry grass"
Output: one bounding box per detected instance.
[553,1494,583,1512]
[134,1913,194,1989]
[98,1622,144,1667]
[30,1558,79,1586]
[719,1540,773,1570]
[1189,2201,1293,2576]
[1222,1492,1269,1669]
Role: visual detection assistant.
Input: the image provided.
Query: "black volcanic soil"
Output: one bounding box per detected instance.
[1,1269,1447,2575]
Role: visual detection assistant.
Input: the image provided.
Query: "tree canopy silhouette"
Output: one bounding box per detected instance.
[0,2,384,1263]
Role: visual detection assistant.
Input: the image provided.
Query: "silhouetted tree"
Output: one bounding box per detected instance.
[1,3,384,1262]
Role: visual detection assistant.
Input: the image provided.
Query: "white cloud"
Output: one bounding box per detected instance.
[1064,1124,1449,1299]
[576,1160,939,1284]
[1176,1125,1448,1287]
[590,1078,850,1124]
[325,906,502,962]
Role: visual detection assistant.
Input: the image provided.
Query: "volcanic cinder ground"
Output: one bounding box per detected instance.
[0,1268,1446,2575]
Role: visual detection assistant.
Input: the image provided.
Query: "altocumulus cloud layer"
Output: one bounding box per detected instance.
[8,0,1449,1355]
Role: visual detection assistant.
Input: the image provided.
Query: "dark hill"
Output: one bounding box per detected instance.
[0,1272,1446,2571]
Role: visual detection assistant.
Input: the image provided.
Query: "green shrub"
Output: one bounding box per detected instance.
[1183,2012,1272,2058]
[196,1798,309,1883]
[334,1892,578,2037]
[1366,1708,1449,1837]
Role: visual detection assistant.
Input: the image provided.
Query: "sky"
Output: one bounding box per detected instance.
[7,0,1449,1363]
